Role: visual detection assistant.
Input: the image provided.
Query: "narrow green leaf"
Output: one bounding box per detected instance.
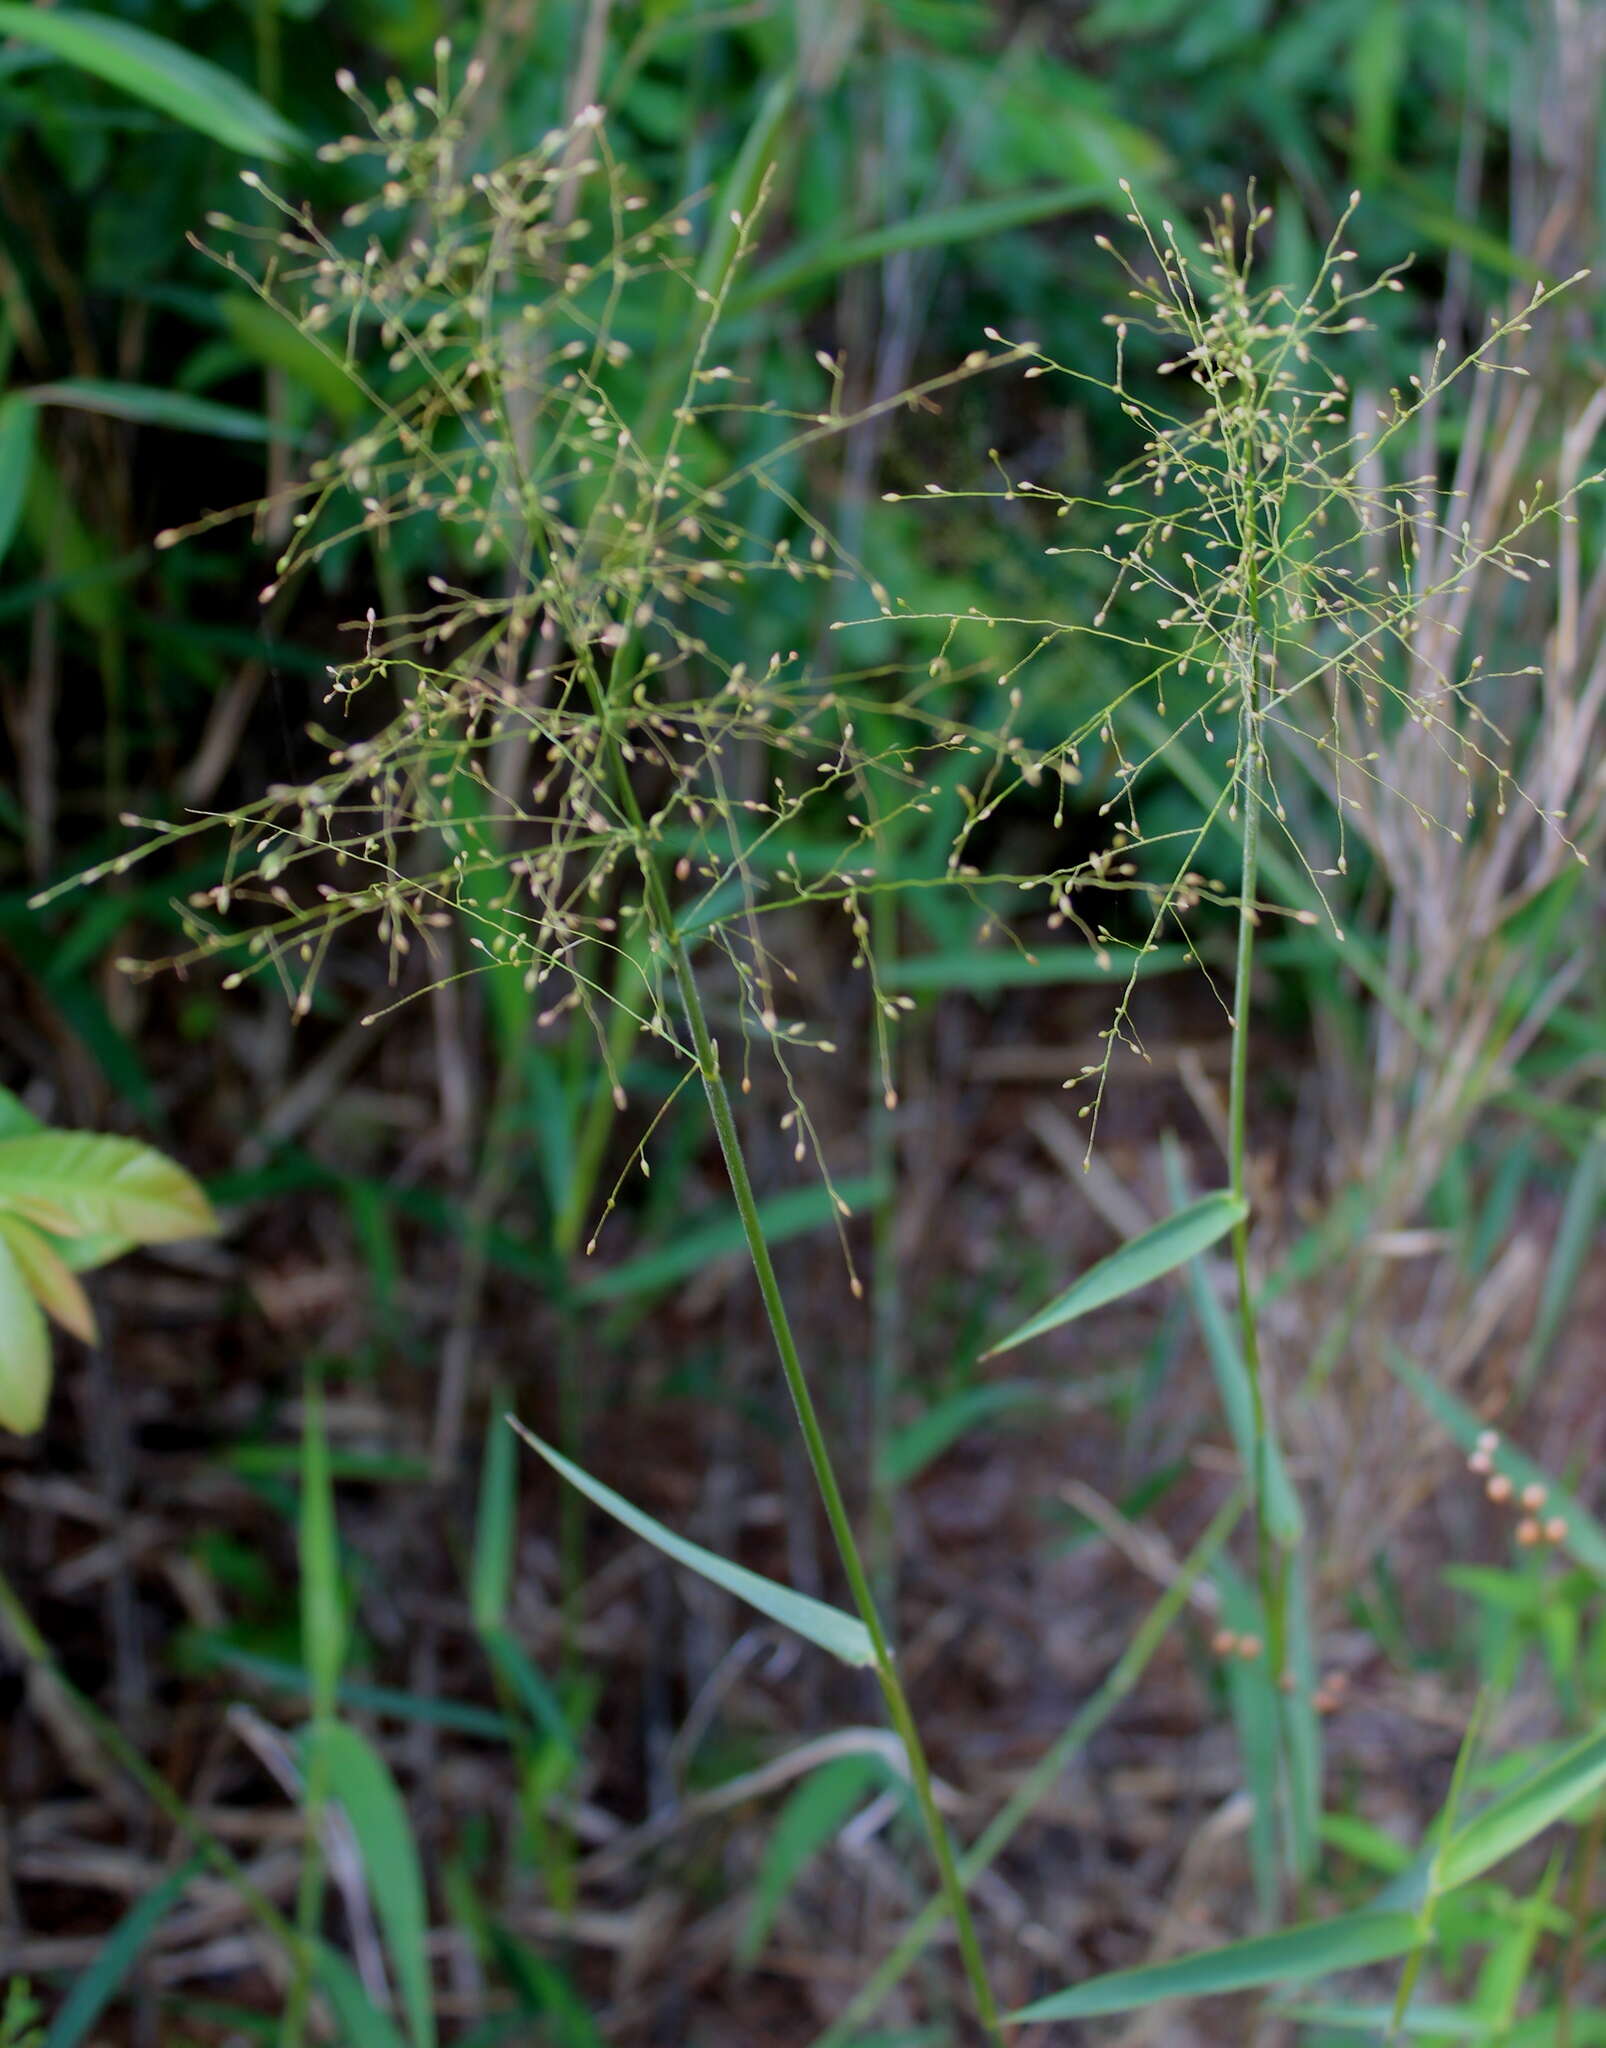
[0,1226,51,1433]
[1384,1350,1606,1582]
[739,1755,887,1967]
[1010,1908,1420,2021]
[1518,1119,1606,1397]
[45,1854,203,2048]
[985,1191,1248,1357]
[306,1722,436,2048]
[507,1419,875,1668]
[300,1386,344,1719]
[0,1214,98,1344]
[26,380,296,443]
[0,1132,216,1256]
[0,5,302,158]
[1438,1726,1606,1892]
[0,394,37,570]
[481,1626,574,1756]
[884,941,1193,993]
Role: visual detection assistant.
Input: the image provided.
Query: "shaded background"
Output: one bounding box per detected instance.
[2,2,1604,2043]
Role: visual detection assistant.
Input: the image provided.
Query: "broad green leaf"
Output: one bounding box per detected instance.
[0,1132,216,1256]
[1010,1908,1420,2021]
[299,1386,344,1719]
[0,1215,97,1344]
[739,1755,888,1966]
[1438,1726,1606,1892]
[0,5,302,159]
[507,1420,875,1668]
[306,1722,436,2048]
[0,394,36,571]
[985,1191,1248,1357]
[1385,1350,1606,1582]
[26,380,295,444]
[0,1227,51,1433]
[45,1854,203,2048]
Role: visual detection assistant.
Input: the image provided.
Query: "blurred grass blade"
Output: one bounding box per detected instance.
[739,1754,887,1967]
[470,1397,516,1634]
[697,70,794,299]
[0,4,302,158]
[733,182,1107,311]
[45,1853,203,2048]
[482,1625,573,1755]
[314,1941,411,2048]
[1384,1350,1606,1581]
[878,1381,1049,1489]
[884,941,1192,994]
[507,1419,874,1667]
[985,1191,1247,1357]
[26,379,297,443]
[1438,1726,1606,1892]
[1162,1136,1301,1546]
[573,1174,885,1305]
[300,1385,344,1719]
[221,292,365,423]
[1517,1119,1606,1397]
[307,1722,436,2048]
[0,394,36,569]
[1010,1908,1420,2021]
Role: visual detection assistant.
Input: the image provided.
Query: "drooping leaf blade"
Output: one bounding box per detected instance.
[985,1191,1248,1357]
[26,379,297,443]
[0,5,302,159]
[507,1420,875,1667]
[1010,1908,1420,2021]
[44,1854,203,2048]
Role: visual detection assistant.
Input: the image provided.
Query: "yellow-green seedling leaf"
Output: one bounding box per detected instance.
[0,1216,97,1345]
[1385,1350,1606,1583]
[0,1132,216,1262]
[299,1386,344,1720]
[0,5,302,159]
[0,1227,51,1434]
[0,394,36,571]
[1437,1726,1606,1893]
[1010,1908,1420,2022]
[305,1722,436,2048]
[507,1419,875,1668]
[985,1191,1247,1357]
[739,1754,890,1967]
